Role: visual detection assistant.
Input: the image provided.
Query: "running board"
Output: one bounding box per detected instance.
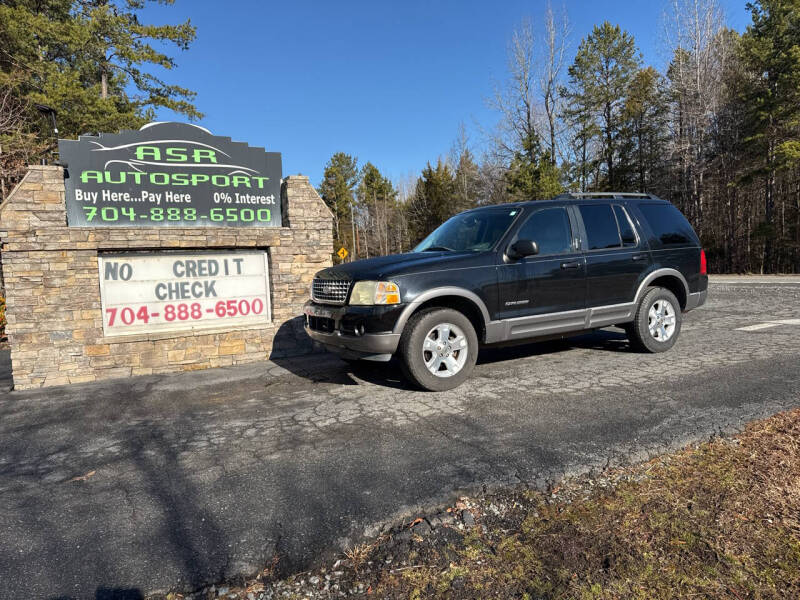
[485,302,636,343]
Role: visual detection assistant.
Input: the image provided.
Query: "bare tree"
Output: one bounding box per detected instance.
[539,2,571,163]
[448,123,483,208]
[448,122,470,169]
[477,155,511,205]
[484,5,570,202]
[488,17,539,164]
[662,0,729,236]
[0,75,46,200]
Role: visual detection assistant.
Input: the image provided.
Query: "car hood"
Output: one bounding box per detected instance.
[314,251,483,281]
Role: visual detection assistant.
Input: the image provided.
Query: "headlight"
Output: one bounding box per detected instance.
[349,281,401,305]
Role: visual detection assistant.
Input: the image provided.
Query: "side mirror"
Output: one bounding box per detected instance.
[508,239,539,260]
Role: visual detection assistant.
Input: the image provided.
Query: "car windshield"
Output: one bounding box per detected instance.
[413,209,519,253]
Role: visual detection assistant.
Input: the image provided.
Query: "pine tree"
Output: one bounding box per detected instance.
[406,160,457,244]
[0,0,200,135]
[317,152,359,257]
[564,22,641,190]
[562,88,598,192]
[0,0,200,196]
[505,133,563,200]
[358,162,398,256]
[453,147,481,211]
[738,0,800,272]
[620,67,670,192]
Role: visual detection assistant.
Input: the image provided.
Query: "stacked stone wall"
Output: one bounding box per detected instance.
[0,166,333,389]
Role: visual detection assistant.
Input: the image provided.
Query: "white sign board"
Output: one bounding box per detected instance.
[98,250,271,337]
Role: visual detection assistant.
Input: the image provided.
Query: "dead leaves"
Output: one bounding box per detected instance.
[67,469,96,483]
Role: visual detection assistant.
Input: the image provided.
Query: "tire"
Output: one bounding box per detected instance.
[626,286,682,353]
[398,307,478,391]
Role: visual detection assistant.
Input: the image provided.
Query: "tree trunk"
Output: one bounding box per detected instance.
[546,94,556,163]
[795,174,800,273]
[350,202,356,262]
[764,145,775,274]
[581,133,588,192]
[604,102,614,188]
[637,126,644,192]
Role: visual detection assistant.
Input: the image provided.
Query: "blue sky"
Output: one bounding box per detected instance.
[140,0,751,187]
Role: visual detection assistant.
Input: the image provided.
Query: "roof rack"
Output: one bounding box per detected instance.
[554,192,660,200]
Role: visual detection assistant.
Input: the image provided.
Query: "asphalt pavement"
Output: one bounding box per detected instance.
[0,275,798,599]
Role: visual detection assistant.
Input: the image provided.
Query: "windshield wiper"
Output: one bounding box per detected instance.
[420,245,454,252]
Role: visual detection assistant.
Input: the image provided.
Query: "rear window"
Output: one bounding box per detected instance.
[579,204,621,250]
[638,203,698,247]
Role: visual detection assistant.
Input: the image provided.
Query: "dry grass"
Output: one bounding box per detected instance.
[345,539,382,572]
[374,408,800,599]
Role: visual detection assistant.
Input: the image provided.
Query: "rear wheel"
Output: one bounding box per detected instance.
[399,307,478,391]
[626,286,682,353]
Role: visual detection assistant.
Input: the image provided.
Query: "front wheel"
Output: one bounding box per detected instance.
[399,307,478,391]
[625,286,682,353]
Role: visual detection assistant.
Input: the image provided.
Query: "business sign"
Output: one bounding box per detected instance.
[59,122,282,228]
[98,250,271,337]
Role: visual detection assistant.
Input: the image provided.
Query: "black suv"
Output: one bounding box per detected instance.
[304,193,708,391]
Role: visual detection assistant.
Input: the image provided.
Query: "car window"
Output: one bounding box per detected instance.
[413,208,519,253]
[613,205,637,247]
[515,207,573,256]
[579,204,622,250]
[638,203,698,247]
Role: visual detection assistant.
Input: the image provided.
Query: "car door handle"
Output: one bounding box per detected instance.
[631,254,647,261]
[561,261,581,270]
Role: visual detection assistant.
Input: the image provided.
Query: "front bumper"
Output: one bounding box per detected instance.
[303,300,403,361]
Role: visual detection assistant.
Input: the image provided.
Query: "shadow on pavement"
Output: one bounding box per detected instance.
[93,590,144,600]
[267,327,633,388]
[268,316,363,386]
[119,421,229,590]
[52,589,144,600]
[478,328,631,365]
[0,349,12,390]
[269,316,417,390]
[269,316,318,361]
[344,359,415,390]
[0,365,264,598]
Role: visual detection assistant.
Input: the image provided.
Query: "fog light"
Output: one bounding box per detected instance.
[355,323,365,336]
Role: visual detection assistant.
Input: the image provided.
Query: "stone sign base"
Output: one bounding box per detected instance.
[0,166,333,389]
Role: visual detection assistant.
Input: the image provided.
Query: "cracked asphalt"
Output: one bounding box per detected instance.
[1,275,799,599]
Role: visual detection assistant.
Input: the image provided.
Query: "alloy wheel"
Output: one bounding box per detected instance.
[422,322,469,377]
[648,299,676,342]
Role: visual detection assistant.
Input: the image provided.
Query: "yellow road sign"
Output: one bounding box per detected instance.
[337,247,349,260]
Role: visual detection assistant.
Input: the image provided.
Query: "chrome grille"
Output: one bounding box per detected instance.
[311,278,350,304]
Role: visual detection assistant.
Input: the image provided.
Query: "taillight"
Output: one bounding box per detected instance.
[700,249,707,275]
